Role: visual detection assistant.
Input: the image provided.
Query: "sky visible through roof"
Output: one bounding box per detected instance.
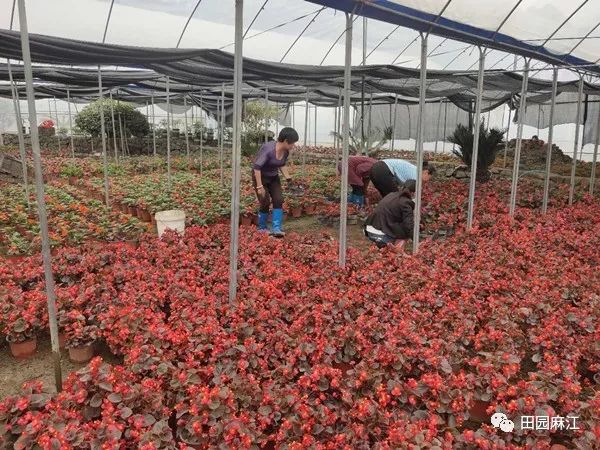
[0,0,598,159]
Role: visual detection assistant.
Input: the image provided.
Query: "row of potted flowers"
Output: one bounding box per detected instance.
[1,188,598,448]
[0,183,148,256]
[76,165,342,227]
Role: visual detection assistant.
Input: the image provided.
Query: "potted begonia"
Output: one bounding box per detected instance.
[0,287,42,359]
[59,310,99,363]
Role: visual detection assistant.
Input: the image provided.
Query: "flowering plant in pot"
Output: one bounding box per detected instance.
[135,200,152,223]
[0,381,51,448]
[0,286,43,358]
[303,198,318,215]
[59,165,84,185]
[38,119,55,137]
[59,309,99,363]
[287,197,303,218]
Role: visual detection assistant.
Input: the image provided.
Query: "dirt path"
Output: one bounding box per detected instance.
[285,215,374,253]
[0,339,122,398]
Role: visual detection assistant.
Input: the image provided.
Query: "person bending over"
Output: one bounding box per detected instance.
[337,155,378,207]
[369,159,435,198]
[364,180,416,249]
[252,127,299,237]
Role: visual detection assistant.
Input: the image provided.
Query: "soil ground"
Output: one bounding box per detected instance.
[0,339,122,398]
[285,215,374,253]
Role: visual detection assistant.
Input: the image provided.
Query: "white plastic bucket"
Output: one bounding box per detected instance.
[155,210,186,238]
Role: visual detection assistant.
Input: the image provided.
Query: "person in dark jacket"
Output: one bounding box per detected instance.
[337,155,378,206]
[364,180,416,248]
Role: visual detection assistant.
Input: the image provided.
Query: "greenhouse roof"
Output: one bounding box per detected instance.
[307,0,600,75]
[0,0,598,81]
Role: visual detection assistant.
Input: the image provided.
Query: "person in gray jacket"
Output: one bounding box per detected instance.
[364,180,416,248]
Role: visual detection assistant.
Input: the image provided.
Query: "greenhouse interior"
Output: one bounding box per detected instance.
[0,0,599,448]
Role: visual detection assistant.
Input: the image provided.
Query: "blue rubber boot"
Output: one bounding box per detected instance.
[354,194,365,207]
[270,208,285,237]
[347,193,357,204]
[257,211,269,232]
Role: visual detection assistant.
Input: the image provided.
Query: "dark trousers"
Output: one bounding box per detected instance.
[364,229,396,248]
[252,171,283,213]
[351,185,364,196]
[369,161,399,198]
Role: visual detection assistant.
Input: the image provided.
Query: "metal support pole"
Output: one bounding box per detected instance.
[503,108,512,168]
[452,106,459,152]
[303,89,309,171]
[337,88,342,158]
[67,89,75,158]
[124,122,130,157]
[314,105,318,146]
[220,83,225,186]
[368,93,373,146]
[536,105,541,137]
[392,94,398,152]
[434,99,442,154]
[333,106,338,149]
[190,103,195,143]
[579,106,587,162]
[109,91,118,163]
[264,86,269,142]
[151,94,157,156]
[590,109,600,195]
[509,60,530,216]
[117,96,125,157]
[184,96,190,160]
[292,103,295,129]
[388,103,392,150]
[307,105,311,151]
[412,34,428,254]
[145,101,150,155]
[228,0,244,304]
[360,16,367,152]
[499,104,506,156]
[7,60,30,206]
[53,97,61,151]
[442,100,448,154]
[466,48,485,230]
[97,69,110,206]
[569,77,584,205]
[17,0,62,392]
[166,77,172,188]
[118,114,125,159]
[200,93,204,176]
[339,12,353,268]
[542,68,558,214]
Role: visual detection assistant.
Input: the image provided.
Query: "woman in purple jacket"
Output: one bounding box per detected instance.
[252,127,299,237]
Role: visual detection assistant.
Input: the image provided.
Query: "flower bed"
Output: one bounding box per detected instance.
[80,165,340,225]
[1,190,599,448]
[0,183,147,256]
